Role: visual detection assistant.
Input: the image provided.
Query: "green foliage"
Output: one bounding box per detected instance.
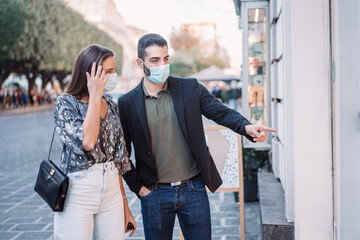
[41,3,123,74]
[170,46,227,77]
[169,26,229,77]
[169,47,198,77]
[0,0,123,90]
[5,0,61,77]
[243,148,269,180]
[0,0,26,59]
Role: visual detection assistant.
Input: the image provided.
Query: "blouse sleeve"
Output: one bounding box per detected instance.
[54,94,84,155]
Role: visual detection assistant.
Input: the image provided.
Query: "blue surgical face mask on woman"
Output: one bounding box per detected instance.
[140,59,170,84]
[104,73,118,93]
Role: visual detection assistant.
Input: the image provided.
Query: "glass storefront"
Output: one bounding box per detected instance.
[240,1,270,148]
[247,8,267,126]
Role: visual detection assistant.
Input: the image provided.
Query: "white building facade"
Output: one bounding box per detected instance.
[234,0,360,239]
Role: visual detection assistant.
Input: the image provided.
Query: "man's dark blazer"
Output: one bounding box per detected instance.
[118,76,253,196]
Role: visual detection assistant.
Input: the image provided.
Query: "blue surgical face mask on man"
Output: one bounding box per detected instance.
[104,73,118,93]
[140,59,170,84]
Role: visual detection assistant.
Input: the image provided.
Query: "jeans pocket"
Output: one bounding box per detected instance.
[139,186,154,199]
[190,179,206,191]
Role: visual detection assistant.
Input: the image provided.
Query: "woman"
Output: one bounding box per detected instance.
[53,44,136,239]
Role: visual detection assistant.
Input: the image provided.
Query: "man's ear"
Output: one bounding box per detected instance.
[136,58,143,69]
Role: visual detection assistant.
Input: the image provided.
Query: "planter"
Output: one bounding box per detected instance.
[233,173,259,203]
[244,177,258,202]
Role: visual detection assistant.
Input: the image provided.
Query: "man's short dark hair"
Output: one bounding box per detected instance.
[137,33,168,60]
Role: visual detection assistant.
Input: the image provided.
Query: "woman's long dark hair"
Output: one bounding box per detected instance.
[66,44,115,99]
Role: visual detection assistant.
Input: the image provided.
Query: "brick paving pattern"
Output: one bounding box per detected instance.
[0,110,261,239]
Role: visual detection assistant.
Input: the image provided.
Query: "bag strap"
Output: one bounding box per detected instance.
[47,128,56,161]
[47,127,70,175]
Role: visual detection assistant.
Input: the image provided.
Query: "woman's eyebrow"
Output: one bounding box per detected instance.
[103,67,115,71]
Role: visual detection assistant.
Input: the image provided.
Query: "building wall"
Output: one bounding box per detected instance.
[289,0,333,239]
[270,0,296,223]
[333,0,360,238]
[242,0,360,238]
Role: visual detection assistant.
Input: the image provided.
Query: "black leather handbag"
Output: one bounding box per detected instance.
[34,128,69,212]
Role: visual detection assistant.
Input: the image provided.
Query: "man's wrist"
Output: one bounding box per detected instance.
[244,124,251,133]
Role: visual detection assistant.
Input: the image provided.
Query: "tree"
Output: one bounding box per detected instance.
[0,0,61,94]
[0,0,123,93]
[0,0,27,87]
[169,47,198,77]
[169,26,229,77]
[170,26,200,52]
[38,2,123,91]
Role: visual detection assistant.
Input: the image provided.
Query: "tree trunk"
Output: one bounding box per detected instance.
[55,71,68,91]
[0,63,12,89]
[40,70,53,90]
[25,67,39,96]
[0,70,11,89]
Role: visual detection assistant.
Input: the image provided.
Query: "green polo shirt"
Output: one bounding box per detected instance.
[143,80,199,183]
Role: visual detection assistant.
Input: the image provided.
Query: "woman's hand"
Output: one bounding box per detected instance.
[124,204,136,236]
[81,62,110,151]
[86,62,109,100]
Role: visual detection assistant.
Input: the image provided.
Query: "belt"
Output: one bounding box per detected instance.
[157,173,201,187]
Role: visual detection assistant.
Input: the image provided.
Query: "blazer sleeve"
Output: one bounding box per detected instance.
[196,81,255,142]
[118,96,144,195]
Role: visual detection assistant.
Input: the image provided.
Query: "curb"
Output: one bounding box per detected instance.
[0,104,54,116]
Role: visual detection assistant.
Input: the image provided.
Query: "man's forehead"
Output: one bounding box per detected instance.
[144,45,168,59]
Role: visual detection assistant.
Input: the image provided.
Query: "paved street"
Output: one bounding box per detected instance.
[0,109,261,240]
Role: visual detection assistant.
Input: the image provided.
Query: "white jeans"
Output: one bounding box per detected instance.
[54,162,124,240]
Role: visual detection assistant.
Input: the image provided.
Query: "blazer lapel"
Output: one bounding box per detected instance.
[131,81,151,149]
[168,76,191,142]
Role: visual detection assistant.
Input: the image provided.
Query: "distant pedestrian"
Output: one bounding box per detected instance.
[0,89,4,111]
[211,85,221,100]
[16,90,22,107]
[220,86,229,103]
[22,91,28,108]
[12,92,18,109]
[37,93,42,105]
[5,91,11,109]
[227,80,242,111]
[29,89,35,106]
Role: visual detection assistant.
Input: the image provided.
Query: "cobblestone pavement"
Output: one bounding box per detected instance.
[0,110,261,240]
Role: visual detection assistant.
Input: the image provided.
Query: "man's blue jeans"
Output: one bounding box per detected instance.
[140,177,211,240]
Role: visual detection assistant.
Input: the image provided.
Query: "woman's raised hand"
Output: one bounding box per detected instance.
[86,62,109,99]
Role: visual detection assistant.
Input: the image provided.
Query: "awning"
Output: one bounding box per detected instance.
[189,66,240,82]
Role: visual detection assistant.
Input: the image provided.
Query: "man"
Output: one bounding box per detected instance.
[228,80,242,110]
[118,33,277,240]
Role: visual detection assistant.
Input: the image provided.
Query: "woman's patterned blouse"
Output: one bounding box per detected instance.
[54,94,131,176]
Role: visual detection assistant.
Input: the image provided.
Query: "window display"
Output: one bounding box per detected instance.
[247,8,268,127]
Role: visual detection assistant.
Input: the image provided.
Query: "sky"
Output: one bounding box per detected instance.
[114,0,243,70]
